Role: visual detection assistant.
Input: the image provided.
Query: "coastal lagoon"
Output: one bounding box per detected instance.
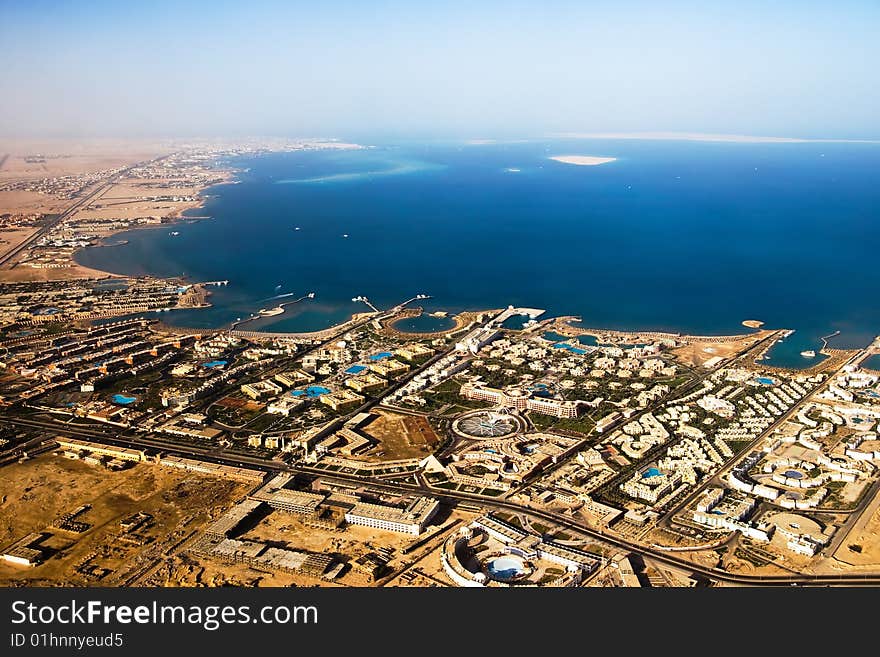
[76,139,880,364]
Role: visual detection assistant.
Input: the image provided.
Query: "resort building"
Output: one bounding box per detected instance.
[368,359,409,379]
[459,383,582,418]
[241,379,283,400]
[274,370,315,388]
[345,372,386,393]
[320,389,365,412]
[56,437,146,463]
[250,474,327,514]
[266,397,304,415]
[395,344,435,361]
[344,496,439,536]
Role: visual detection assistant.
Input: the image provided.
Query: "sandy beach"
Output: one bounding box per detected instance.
[549,155,617,166]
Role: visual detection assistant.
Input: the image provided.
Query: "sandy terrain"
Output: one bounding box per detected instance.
[0,139,170,182]
[549,155,617,166]
[828,483,880,569]
[0,227,39,256]
[0,453,247,586]
[742,319,764,329]
[360,409,441,460]
[0,190,66,215]
[0,263,121,283]
[672,331,771,367]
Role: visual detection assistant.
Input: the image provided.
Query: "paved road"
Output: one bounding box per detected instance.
[5,413,880,586]
[0,156,168,268]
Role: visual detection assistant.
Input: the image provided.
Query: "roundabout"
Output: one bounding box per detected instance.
[452,409,526,440]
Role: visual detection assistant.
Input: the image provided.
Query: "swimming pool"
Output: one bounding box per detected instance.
[784,470,804,479]
[202,360,228,368]
[642,467,662,479]
[112,394,136,405]
[487,556,526,581]
[345,365,367,374]
[291,385,331,398]
[369,352,393,361]
[553,343,587,354]
[755,377,775,386]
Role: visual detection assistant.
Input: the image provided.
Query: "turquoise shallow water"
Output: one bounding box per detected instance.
[75,140,880,365]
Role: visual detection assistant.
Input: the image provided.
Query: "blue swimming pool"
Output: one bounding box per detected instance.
[642,467,662,479]
[291,385,331,398]
[784,470,804,479]
[202,360,228,368]
[112,394,136,405]
[755,377,775,386]
[553,343,587,354]
[369,352,393,361]
[345,365,367,374]
[487,556,526,581]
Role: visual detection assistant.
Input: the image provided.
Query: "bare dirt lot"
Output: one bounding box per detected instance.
[672,332,770,368]
[0,453,248,586]
[361,409,441,460]
[0,139,168,182]
[0,191,66,216]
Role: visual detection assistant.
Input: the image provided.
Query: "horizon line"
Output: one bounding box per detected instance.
[547,131,880,144]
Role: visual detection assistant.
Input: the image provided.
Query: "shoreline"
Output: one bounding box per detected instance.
[15,146,874,350]
[0,161,238,284]
[66,167,239,282]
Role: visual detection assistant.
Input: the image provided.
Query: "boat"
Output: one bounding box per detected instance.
[293,226,301,231]
[258,306,285,317]
[307,292,315,298]
[342,234,349,238]
[801,350,816,358]
[169,231,180,236]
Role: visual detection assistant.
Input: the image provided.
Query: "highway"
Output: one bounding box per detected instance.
[4,299,877,586]
[6,412,880,586]
[0,155,168,269]
[659,347,866,544]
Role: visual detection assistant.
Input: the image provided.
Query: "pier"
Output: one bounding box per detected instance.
[352,295,379,312]
[820,330,841,350]
[390,294,432,312]
[228,293,314,331]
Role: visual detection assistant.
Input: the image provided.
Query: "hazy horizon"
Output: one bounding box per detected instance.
[1,0,879,140]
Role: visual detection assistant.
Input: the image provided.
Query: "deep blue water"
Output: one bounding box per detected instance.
[75,140,880,361]
[391,313,455,333]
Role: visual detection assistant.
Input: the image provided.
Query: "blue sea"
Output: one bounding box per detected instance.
[75,139,880,368]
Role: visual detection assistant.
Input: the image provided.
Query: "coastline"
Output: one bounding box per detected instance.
[0,162,238,284]
[24,142,877,351]
[65,167,239,282]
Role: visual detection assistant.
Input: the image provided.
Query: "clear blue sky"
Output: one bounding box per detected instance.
[1,0,878,139]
